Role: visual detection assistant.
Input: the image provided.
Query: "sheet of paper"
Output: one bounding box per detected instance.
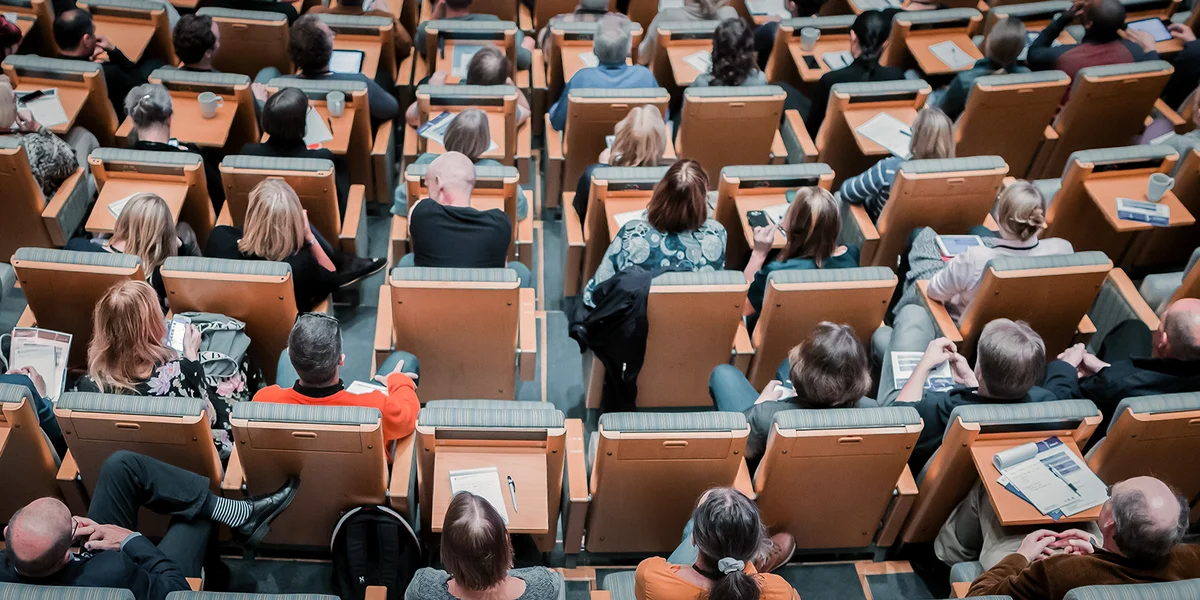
[1000,457,1079,514]
[928,40,976,70]
[605,134,615,149]
[613,209,647,229]
[995,437,1109,516]
[19,89,69,128]
[451,44,486,79]
[855,112,913,159]
[683,50,712,74]
[1038,442,1108,515]
[822,51,853,70]
[9,327,72,402]
[763,203,789,225]
[107,193,140,219]
[417,111,499,153]
[448,466,510,524]
[659,0,685,8]
[578,51,599,68]
[746,0,790,18]
[891,351,954,392]
[304,107,334,147]
[346,380,387,395]
[2,12,16,23]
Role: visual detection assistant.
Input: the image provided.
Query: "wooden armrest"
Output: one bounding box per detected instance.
[41,168,86,246]
[531,49,546,90]
[982,213,999,231]
[770,129,786,163]
[16,305,35,328]
[951,582,971,598]
[1154,98,1187,132]
[115,117,134,146]
[56,450,89,515]
[1077,314,1096,336]
[732,320,753,373]
[545,114,563,159]
[374,283,395,373]
[518,287,536,380]
[403,123,418,158]
[590,593,612,600]
[373,120,394,156]
[339,184,368,255]
[663,120,677,160]
[564,192,583,297]
[877,465,918,547]
[1043,125,1059,141]
[216,205,234,227]
[56,449,79,483]
[388,434,416,516]
[916,280,963,342]
[784,109,817,162]
[733,458,755,501]
[563,418,589,554]
[844,202,879,264]
[221,445,246,494]
[187,578,202,591]
[1105,268,1161,330]
[390,215,408,264]
[365,586,388,600]
[396,55,415,86]
[848,203,878,241]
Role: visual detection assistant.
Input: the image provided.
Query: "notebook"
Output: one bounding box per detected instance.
[822,51,853,70]
[891,351,954,392]
[612,209,648,229]
[18,88,69,128]
[854,112,913,159]
[578,51,599,68]
[451,44,486,78]
[107,193,141,219]
[304,107,334,147]
[448,467,510,524]
[928,40,976,70]
[683,50,712,73]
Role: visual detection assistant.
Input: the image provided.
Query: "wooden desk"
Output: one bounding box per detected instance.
[93,18,155,64]
[334,36,382,81]
[560,46,633,84]
[735,193,791,250]
[970,437,1103,527]
[438,41,502,85]
[430,449,549,535]
[602,198,652,239]
[789,38,853,83]
[906,31,982,76]
[1083,176,1195,233]
[14,84,88,135]
[12,15,34,38]
[844,107,919,156]
[162,92,238,148]
[665,42,711,88]
[86,178,189,234]
[311,104,355,155]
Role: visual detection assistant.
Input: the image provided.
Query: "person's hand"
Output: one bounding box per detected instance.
[429,71,450,86]
[754,380,786,405]
[8,366,46,396]
[1057,343,1087,368]
[1126,29,1157,53]
[1077,352,1110,378]
[182,324,201,361]
[1050,529,1098,555]
[251,82,269,103]
[751,226,777,255]
[920,337,956,368]
[521,36,535,51]
[1063,0,1086,21]
[1169,24,1197,43]
[94,35,115,52]
[84,523,136,552]
[598,147,612,164]
[374,359,418,385]
[1017,530,1060,562]
[947,352,977,387]
[72,516,97,543]
[15,108,39,133]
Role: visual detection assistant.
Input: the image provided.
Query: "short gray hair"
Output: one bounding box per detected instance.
[975,319,1045,399]
[288,314,342,384]
[124,83,173,129]
[593,15,631,64]
[1111,489,1188,563]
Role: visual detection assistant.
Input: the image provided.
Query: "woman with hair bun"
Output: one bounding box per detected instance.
[804,9,905,137]
[124,83,225,211]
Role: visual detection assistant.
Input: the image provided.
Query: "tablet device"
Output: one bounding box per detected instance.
[329,49,365,74]
[935,235,984,258]
[1126,18,1171,43]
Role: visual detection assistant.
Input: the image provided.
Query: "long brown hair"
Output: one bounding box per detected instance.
[440,492,513,591]
[647,159,708,234]
[87,279,175,392]
[778,187,839,266]
[112,193,178,276]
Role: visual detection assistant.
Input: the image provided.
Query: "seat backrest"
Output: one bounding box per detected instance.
[818,79,931,188]
[1128,140,1200,271]
[1089,393,1200,498]
[0,0,56,56]
[713,164,835,264]
[160,257,297,384]
[585,411,749,553]
[956,251,1112,358]
[901,399,1102,543]
[229,402,386,547]
[416,84,519,162]
[677,86,786,185]
[1036,61,1174,179]
[11,248,143,367]
[416,405,567,552]
[2,55,118,145]
[0,138,54,260]
[748,267,896,389]
[317,13,397,86]
[1063,580,1200,600]
[421,20,518,80]
[0,383,61,524]
[0,584,134,600]
[78,0,175,64]
[460,0,517,20]
[882,9,982,70]
[219,155,341,242]
[167,593,339,600]
[548,20,645,99]
[55,393,223,493]
[766,16,855,86]
[582,166,671,282]
[197,7,291,77]
[982,1,1070,37]
[639,272,749,407]
[563,87,669,195]
[149,68,259,153]
[89,148,215,244]
[757,407,922,549]
[389,267,520,400]
[649,20,721,86]
[955,72,1070,177]
[267,77,374,198]
[615,0,657,31]
[871,156,1009,268]
[536,0,578,28]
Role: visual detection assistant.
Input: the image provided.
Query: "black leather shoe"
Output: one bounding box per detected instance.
[232,476,299,548]
[336,256,386,288]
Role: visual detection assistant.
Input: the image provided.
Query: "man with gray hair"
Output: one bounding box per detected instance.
[964,476,1200,600]
[548,14,658,131]
[537,0,627,55]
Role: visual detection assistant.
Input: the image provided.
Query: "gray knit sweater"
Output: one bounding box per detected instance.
[404,567,560,600]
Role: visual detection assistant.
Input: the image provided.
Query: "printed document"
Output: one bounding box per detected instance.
[891,351,954,392]
[19,88,69,128]
[108,193,141,219]
[451,44,486,79]
[683,50,712,73]
[746,0,790,18]
[578,51,599,68]
[855,112,913,159]
[994,437,1108,516]
[9,327,72,402]
[449,467,509,524]
[763,203,789,225]
[928,40,976,70]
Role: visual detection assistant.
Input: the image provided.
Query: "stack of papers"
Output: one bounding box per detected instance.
[763,203,789,225]
[822,51,853,70]
[1117,197,1170,227]
[891,351,954,392]
[417,112,500,153]
[928,40,976,70]
[18,88,69,128]
[449,467,510,524]
[304,107,334,147]
[683,50,712,73]
[994,437,1108,518]
[855,112,913,159]
[346,381,387,395]
[746,0,791,18]
[578,51,599,68]
[107,193,140,219]
[9,327,72,402]
[451,44,486,79]
[613,209,648,229]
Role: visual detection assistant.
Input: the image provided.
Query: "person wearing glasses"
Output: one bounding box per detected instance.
[252,312,421,459]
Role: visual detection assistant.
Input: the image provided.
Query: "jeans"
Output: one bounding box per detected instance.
[397,253,533,288]
[876,304,938,406]
[275,350,421,389]
[0,373,66,457]
[667,518,699,565]
[89,451,215,576]
[708,360,790,413]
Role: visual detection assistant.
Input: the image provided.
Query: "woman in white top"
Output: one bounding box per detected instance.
[925,181,1074,322]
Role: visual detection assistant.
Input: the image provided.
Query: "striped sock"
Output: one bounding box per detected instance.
[203,494,252,527]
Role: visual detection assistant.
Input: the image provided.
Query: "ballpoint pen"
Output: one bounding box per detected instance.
[508,476,519,512]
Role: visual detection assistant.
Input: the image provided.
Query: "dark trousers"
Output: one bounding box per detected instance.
[1098,319,1153,363]
[88,451,214,577]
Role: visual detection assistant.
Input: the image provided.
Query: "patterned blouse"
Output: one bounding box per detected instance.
[3,128,78,199]
[583,219,727,307]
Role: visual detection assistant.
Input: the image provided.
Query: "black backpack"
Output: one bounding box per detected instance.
[331,505,422,600]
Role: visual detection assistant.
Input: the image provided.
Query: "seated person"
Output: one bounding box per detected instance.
[173,14,220,73]
[936,17,1028,121]
[549,14,657,131]
[0,452,297,598]
[65,193,201,311]
[1047,298,1200,433]
[573,105,668,224]
[0,15,21,59]
[838,107,954,223]
[582,159,727,307]
[691,18,767,88]
[415,0,534,70]
[123,84,225,212]
[308,0,413,64]
[1157,83,1200,173]
[0,81,80,198]
[743,187,859,332]
[888,317,1054,472]
[255,313,419,456]
[394,109,528,220]
[964,476,1199,600]
[0,367,66,456]
[404,152,531,287]
[404,46,531,129]
[636,487,798,597]
[1161,25,1200,108]
[54,10,149,120]
[205,179,385,312]
[241,87,351,215]
[804,10,904,137]
[754,0,816,71]
[406,492,561,600]
[537,0,628,56]
[73,280,233,458]
[1028,0,1159,84]
[639,0,739,65]
[709,322,876,462]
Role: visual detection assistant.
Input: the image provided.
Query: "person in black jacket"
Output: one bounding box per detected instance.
[1046,298,1200,436]
[1162,24,1200,109]
[0,452,298,600]
[124,84,226,213]
[54,10,150,121]
[804,10,905,137]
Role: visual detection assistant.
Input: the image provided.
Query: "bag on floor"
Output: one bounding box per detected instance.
[331,505,421,600]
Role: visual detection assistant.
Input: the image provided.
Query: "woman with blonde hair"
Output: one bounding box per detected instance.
[937,17,1029,120]
[75,279,233,456]
[0,80,79,198]
[573,105,668,223]
[838,106,955,223]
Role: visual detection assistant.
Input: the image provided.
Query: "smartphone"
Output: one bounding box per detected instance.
[802,55,820,69]
[746,210,771,229]
[167,315,191,355]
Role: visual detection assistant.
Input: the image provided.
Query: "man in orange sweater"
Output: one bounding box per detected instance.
[254,313,420,449]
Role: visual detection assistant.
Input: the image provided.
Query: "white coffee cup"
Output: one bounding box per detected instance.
[1147,172,1175,202]
[800,27,821,51]
[197,91,223,119]
[326,91,346,117]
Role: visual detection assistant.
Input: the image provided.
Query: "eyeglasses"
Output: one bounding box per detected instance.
[295,312,339,325]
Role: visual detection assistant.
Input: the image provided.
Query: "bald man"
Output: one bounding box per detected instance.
[1046,298,1200,432]
[966,476,1200,600]
[402,152,531,286]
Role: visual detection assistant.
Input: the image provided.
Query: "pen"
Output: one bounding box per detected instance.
[507,476,518,512]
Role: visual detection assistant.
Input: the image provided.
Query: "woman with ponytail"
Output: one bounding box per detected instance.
[804,10,904,136]
[635,488,799,600]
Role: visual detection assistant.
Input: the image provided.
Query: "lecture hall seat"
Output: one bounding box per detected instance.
[0,383,62,524]
[953,72,1070,178]
[3,55,120,146]
[196,7,291,77]
[0,137,89,262]
[676,86,788,185]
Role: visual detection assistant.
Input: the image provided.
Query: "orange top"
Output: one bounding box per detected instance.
[635,557,801,600]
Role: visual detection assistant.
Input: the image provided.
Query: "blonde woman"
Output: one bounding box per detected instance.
[0,80,79,198]
[838,106,955,223]
[65,193,199,309]
[573,105,668,223]
[75,279,233,457]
